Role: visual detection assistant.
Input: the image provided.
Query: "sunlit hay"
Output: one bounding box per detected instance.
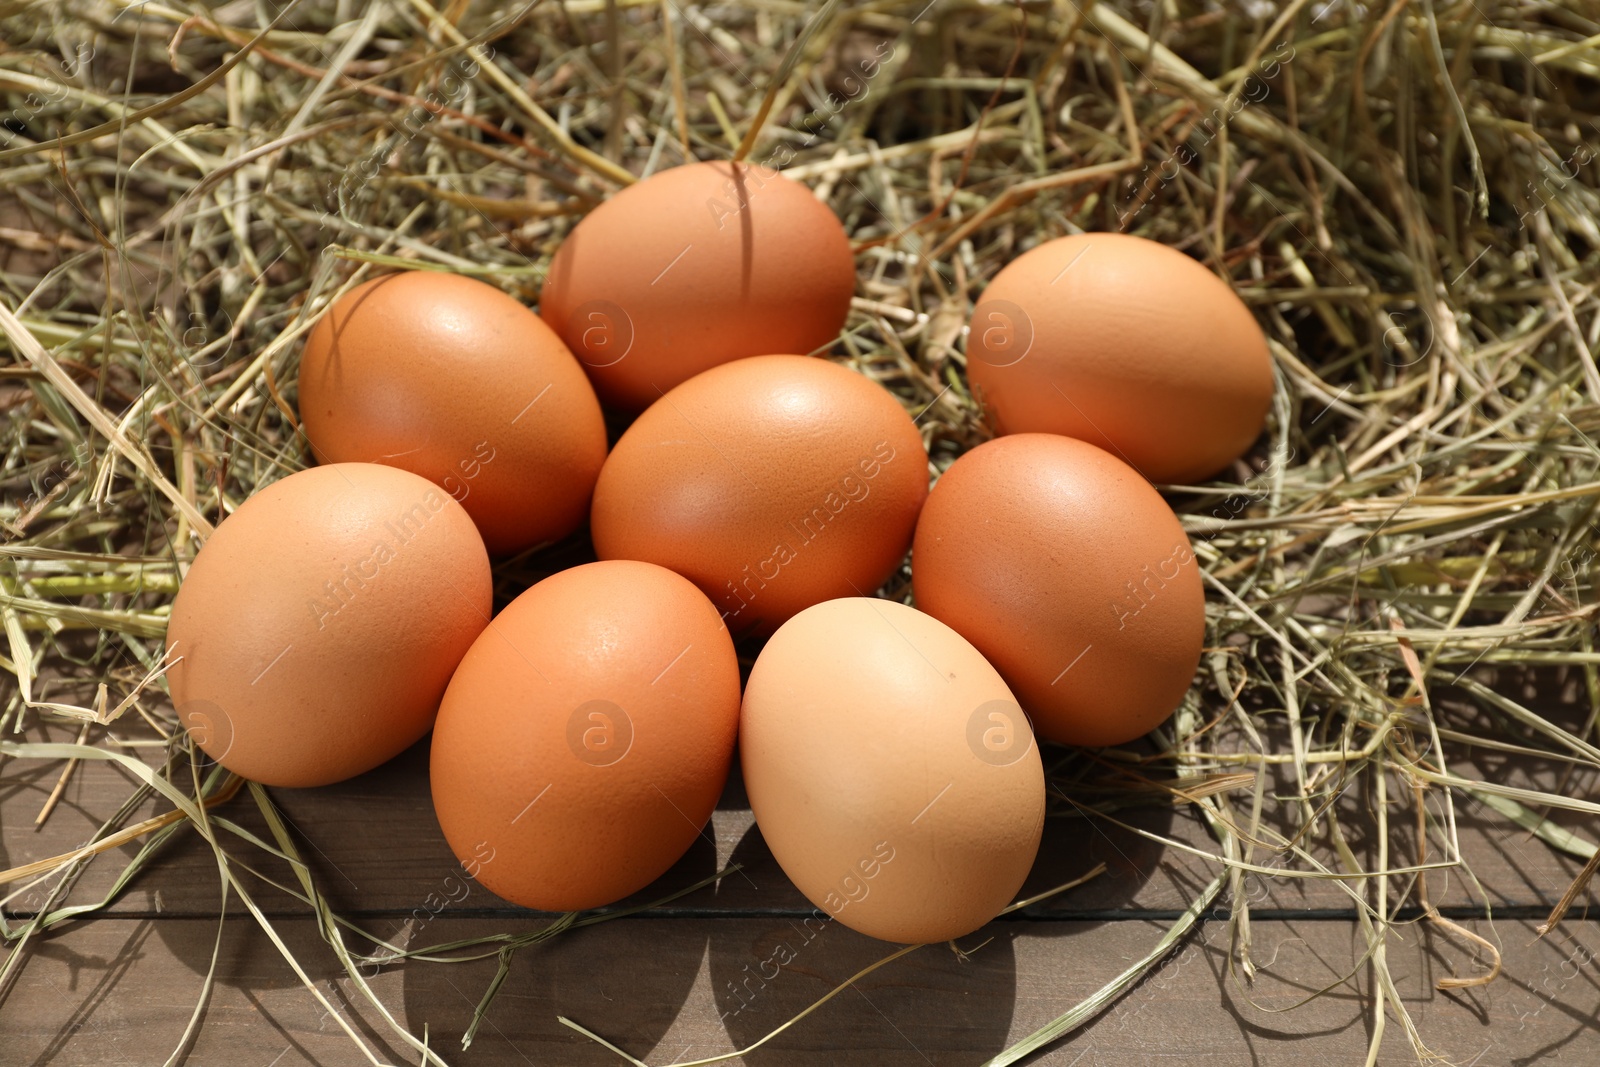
[3,2,1599,1063]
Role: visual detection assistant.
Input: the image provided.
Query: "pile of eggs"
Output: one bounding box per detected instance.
[166,160,1272,944]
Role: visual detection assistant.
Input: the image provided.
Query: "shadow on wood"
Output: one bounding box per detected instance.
[708,822,1017,1065]
[398,913,709,1064]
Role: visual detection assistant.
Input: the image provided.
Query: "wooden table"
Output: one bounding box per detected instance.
[4,702,1600,1066]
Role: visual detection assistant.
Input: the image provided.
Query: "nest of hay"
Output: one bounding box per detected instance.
[4,0,1600,1063]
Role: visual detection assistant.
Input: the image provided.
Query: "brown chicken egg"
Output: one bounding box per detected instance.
[912,434,1204,748]
[966,232,1273,484]
[430,560,741,912]
[742,597,1045,944]
[298,271,608,556]
[539,161,856,411]
[590,355,928,635]
[166,463,492,787]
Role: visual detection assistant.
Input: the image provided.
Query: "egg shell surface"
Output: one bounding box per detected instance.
[741,597,1045,944]
[298,271,608,556]
[430,560,741,912]
[539,161,856,411]
[967,232,1273,484]
[166,463,492,787]
[590,355,928,635]
[912,433,1204,747]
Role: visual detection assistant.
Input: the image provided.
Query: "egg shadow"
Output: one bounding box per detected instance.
[398,829,717,1064]
[145,740,450,990]
[149,717,719,1057]
[489,522,601,603]
[709,823,1017,1065]
[977,738,1183,1048]
[1018,739,1178,918]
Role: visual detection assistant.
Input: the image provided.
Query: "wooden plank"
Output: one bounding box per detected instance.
[6,712,1600,920]
[3,913,1598,1064]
